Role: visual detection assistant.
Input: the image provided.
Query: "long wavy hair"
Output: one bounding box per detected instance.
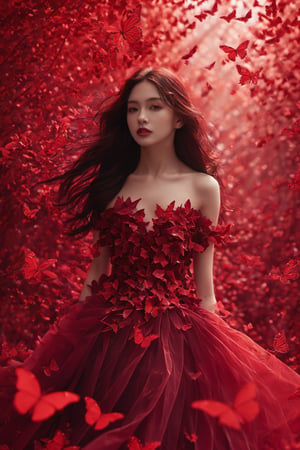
[41,67,220,237]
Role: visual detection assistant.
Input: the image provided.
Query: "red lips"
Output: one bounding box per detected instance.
[137,128,152,136]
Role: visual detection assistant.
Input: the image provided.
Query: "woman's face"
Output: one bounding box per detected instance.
[126,80,181,148]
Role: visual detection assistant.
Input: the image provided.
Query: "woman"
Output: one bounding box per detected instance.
[0,67,299,449]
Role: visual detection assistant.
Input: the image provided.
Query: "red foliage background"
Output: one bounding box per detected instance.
[0,0,299,372]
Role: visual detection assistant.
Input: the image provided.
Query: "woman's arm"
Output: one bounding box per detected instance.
[193,175,220,313]
[79,230,111,302]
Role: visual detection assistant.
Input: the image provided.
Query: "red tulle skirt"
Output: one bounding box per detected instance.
[0,297,299,449]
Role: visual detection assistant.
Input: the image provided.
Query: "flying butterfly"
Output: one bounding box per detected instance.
[273,330,289,354]
[192,382,260,430]
[120,4,142,44]
[128,436,161,450]
[182,45,198,61]
[84,396,124,430]
[23,248,57,281]
[14,368,80,421]
[236,65,261,85]
[133,326,159,348]
[220,40,249,61]
[220,10,236,22]
[236,9,252,22]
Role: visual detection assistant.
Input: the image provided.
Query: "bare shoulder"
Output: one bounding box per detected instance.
[193,173,220,225]
[194,172,219,193]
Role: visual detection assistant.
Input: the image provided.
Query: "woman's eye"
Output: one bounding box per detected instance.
[127,107,137,113]
[150,105,161,110]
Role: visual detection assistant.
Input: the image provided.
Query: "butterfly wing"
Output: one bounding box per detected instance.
[182,45,198,60]
[123,27,142,44]
[14,368,41,414]
[141,334,159,348]
[236,65,251,84]
[237,10,252,22]
[191,399,230,417]
[23,252,38,279]
[121,5,142,44]
[219,45,237,61]
[220,10,236,22]
[133,327,159,348]
[128,437,160,450]
[236,40,249,59]
[233,382,260,423]
[122,14,139,32]
[94,412,124,430]
[218,408,243,430]
[32,391,80,421]
[84,396,123,430]
[273,330,289,353]
[191,399,242,429]
[84,396,101,426]
[128,437,142,450]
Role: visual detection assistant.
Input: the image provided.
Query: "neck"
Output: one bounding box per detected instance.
[134,142,184,178]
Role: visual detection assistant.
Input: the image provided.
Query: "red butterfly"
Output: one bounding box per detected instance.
[220,10,236,22]
[133,326,159,348]
[236,10,252,22]
[128,436,161,450]
[269,259,299,283]
[282,119,300,139]
[182,45,198,61]
[204,0,219,15]
[220,40,249,61]
[184,431,198,442]
[37,430,80,450]
[195,12,207,22]
[23,248,57,281]
[205,61,216,70]
[289,170,300,190]
[120,5,142,44]
[236,65,261,85]
[84,396,123,430]
[145,298,160,317]
[14,368,80,421]
[43,358,59,377]
[273,330,289,353]
[192,382,260,430]
[265,0,277,16]
[23,202,40,218]
[188,371,202,380]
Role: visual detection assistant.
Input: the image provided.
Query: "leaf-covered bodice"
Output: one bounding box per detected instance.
[90,196,228,331]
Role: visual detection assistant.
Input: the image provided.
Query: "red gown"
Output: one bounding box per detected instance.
[0,195,299,450]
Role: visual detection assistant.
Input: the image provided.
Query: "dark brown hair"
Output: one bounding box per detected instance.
[40,67,219,237]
